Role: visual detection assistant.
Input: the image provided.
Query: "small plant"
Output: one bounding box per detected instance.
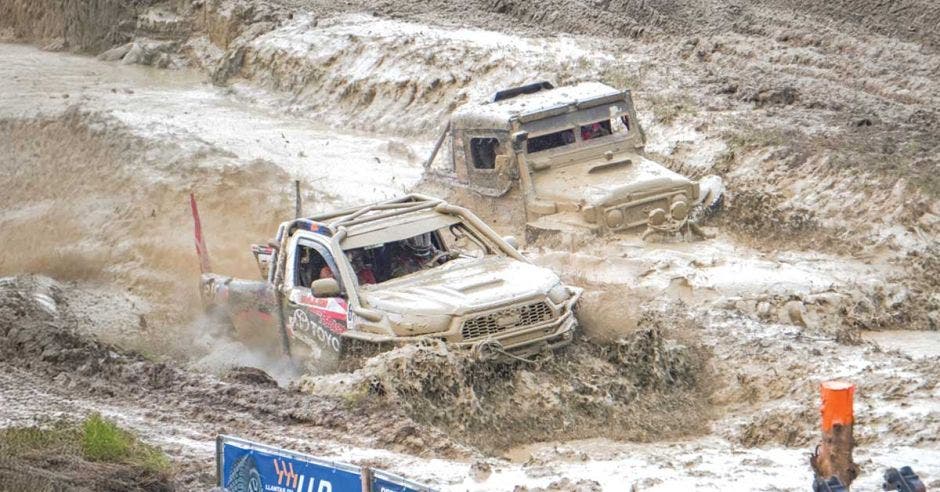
[82,413,170,473]
[81,413,131,462]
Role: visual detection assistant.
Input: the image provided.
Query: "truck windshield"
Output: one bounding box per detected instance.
[527,128,575,153]
[343,223,490,285]
[523,103,631,156]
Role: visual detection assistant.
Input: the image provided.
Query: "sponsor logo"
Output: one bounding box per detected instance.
[270,458,334,492]
[274,459,299,488]
[287,309,342,353]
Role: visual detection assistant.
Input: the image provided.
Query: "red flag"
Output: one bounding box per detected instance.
[190,193,211,273]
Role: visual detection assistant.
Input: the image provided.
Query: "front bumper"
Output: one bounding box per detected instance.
[594,189,691,231]
[453,294,580,354]
[343,289,582,356]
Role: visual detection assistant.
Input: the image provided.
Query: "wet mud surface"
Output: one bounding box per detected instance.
[0,276,466,489]
[0,0,938,489]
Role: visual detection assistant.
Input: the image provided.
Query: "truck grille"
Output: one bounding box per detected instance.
[608,197,672,231]
[461,301,554,341]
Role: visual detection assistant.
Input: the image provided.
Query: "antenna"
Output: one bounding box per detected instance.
[294,179,302,218]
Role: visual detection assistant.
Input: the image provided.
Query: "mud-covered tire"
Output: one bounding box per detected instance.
[227,455,262,492]
[303,341,342,375]
[705,192,724,215]
[698,174,725,216]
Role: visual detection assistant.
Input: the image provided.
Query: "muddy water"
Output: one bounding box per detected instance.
[862,330,940,359]
[0,43,422,201]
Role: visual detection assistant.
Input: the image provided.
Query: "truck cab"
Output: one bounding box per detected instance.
[425,81,706,241]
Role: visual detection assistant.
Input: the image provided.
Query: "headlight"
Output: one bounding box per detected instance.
[671,200,689,220]
[548,283,572,304]
[388,313,452,336]
[604,208,625,228]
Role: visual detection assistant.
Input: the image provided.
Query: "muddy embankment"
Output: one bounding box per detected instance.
[0,0,154,53]
[0,275,468,488]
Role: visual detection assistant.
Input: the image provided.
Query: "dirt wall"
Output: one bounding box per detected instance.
[0,0,161,52]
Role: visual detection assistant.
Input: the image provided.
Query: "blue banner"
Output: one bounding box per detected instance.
[219,436,363,492]
[370,470,431,492]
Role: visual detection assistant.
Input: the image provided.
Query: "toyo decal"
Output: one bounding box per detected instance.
[287,308,342,353]
[294,295,348,334]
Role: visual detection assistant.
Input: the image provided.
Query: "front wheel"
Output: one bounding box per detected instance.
[299,339,342,375]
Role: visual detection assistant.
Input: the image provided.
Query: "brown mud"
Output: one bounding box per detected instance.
[0,109,298,352]
[302,311,713,452]
[0,0,939,488]
[0,275,466,488]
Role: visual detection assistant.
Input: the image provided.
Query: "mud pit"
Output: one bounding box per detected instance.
[2,0,939,490]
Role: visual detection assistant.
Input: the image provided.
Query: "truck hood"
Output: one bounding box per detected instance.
[531,150,692,206]
[359,256,559,316]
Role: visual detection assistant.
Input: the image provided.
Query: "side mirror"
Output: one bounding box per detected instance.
[311,278,340,298]
[511,131,529,153]
[503,236,520,250]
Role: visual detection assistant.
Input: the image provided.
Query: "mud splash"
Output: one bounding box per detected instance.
[301,311,712,452]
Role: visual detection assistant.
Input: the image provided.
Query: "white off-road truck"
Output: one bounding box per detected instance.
[424,81,722,242]
[195,194,582,371]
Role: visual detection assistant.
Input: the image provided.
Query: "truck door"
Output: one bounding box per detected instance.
[283,237,348,357]
[464,130,513,196]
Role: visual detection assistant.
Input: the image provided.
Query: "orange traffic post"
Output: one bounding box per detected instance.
[811,381,859,487]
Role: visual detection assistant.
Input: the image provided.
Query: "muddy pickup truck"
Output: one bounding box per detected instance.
[195,194,582,371]
[425,81,721,241]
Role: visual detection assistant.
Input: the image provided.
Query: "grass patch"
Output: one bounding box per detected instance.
[0,420,80,456]
[1,414,170,474]
[81,414,171,473]
[82,413,131,461]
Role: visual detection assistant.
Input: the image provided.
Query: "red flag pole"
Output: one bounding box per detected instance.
[190,193,211,274]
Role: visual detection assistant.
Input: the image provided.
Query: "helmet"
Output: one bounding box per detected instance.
[404,233,433,259]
